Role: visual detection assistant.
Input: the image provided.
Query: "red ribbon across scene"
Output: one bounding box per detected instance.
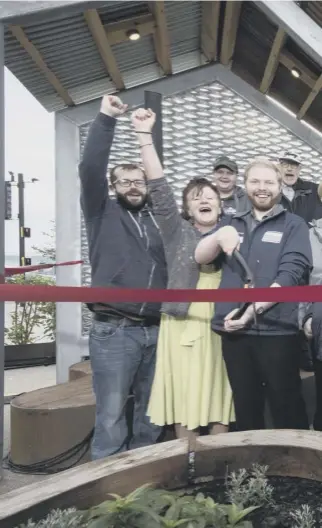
[2,260,322,303]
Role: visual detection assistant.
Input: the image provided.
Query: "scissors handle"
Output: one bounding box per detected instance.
[233,249,255,286]
[233,249,257,325]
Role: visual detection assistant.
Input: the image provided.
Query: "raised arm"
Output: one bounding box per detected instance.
[79,95,128,219]
[131,108,182,241]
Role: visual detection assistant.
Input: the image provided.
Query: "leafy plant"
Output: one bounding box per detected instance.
[290,505,316,528]
[5,274,56,345]
[83,483,164,528]
[225,464,274,509]
[19,508,85,527]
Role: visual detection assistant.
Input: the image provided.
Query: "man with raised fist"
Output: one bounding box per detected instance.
[79,95,167,460]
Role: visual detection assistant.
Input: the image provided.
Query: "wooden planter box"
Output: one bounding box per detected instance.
[2,430,322,528]
[5,342,56,369]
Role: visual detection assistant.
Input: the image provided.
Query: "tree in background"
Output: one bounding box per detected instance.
[5,274,56,345]
[5,223,56,345]
[32,220,56,263]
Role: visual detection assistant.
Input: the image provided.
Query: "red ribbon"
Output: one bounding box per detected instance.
[5,260,83,277]
[2,260,321,303]
[0,284,321,303]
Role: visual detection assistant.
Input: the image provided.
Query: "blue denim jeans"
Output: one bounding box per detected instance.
[89,318,161,460]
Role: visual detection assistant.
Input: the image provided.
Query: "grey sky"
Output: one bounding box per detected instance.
[5,67,55,258]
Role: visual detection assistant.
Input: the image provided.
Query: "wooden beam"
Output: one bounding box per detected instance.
[297,74,322,119]
[84,9,124,90]
[148,1,172,75]
[201,1,220,62]
[280,51,317,90]
[257,0,322,70]
[105,14,155,46]
[260,27,286,93]
[9,24,74,106]
[220,0,242,66]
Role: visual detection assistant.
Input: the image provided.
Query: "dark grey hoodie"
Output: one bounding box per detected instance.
[220,186,250,216]
[78,113,167,320]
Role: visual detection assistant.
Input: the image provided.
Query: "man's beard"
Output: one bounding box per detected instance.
[116,191,147,212]
[249,194,278,212]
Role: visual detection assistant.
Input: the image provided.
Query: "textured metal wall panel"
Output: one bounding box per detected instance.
[79,80,322,334]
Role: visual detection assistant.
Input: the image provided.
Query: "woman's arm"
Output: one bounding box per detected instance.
[131,108,183,242]
[195,225,240,263]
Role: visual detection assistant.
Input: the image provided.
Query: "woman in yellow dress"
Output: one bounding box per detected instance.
[132,108,236,442]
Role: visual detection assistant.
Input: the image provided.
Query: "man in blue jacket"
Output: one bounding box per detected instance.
[79,95,167,459]
[195,158,312,431]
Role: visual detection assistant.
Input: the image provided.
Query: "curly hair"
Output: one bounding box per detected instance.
[181,177,220,221]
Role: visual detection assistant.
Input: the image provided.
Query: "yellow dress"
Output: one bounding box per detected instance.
[147,265,235,430]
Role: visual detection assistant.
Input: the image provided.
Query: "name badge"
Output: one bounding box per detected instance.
[238,232,244,244]
[262,231,283,244]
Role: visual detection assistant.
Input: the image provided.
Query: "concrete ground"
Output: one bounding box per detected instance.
[1,365,56,495]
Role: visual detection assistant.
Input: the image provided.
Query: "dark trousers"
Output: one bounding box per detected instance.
[222,334,309,431]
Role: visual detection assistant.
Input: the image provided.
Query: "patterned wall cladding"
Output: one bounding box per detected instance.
[79,80,322,334]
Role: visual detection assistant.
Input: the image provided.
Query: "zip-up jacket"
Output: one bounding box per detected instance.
[280,178,322,224]
[221,186,251,216]
[211,207,312,335]
[78,112,167,320]
[299,220,322,361]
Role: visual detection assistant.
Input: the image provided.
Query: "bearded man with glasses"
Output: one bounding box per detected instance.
[79,95,167,460]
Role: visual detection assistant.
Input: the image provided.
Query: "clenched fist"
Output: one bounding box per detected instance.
[131,108,156,133]
[217,225,240,256]
[100,95,128,118]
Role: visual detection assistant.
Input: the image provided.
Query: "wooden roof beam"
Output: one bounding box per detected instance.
[9,24,74,106]
[84,9,124,91]
[220,0,242,67]
[297,75,322,120]
[148,1,172,75]
[201,1,220,62]
[260,27,286,94]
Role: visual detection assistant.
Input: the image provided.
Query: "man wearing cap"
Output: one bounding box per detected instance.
[213,156,250,216]
[279,151,322,224]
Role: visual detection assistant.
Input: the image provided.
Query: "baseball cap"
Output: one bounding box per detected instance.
[213,155,238,173]
[279,151,301,165]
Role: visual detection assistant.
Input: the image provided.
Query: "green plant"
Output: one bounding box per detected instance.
[290,505,316,528]
[83,483,164,528]
[225,464,274,509]
[5,274,56,345]
[19,508,85,527]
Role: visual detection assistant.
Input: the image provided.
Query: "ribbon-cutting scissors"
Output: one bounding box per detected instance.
[233,249,257,326]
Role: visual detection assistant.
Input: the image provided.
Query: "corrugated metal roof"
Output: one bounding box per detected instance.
[270,63,311,110]
[112,34,155,72]
[99,1,149,24]
[165,1,201,57]
[232,2,274,89]
[23,13,110,91]
[2,0,322,129]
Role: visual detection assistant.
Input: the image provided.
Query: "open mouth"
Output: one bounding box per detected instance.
[199,206,212,213]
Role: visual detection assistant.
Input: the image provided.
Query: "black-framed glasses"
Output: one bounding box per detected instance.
[116,179,146,188]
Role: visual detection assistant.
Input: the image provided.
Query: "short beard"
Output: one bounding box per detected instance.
[116,192,147,212]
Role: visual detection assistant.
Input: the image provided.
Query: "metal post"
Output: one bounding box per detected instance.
[17,173,25,267]
[144,91,163,165]
[0,22,5,480]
